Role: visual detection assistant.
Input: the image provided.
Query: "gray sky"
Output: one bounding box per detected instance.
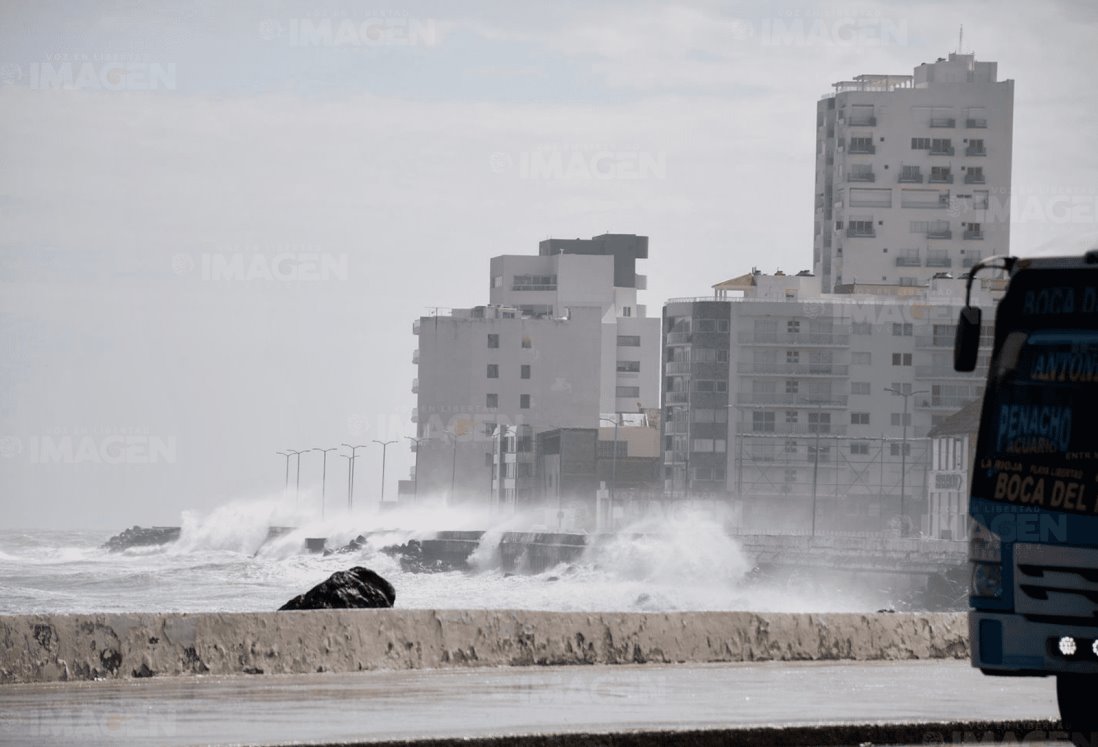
[1,0,1096,529]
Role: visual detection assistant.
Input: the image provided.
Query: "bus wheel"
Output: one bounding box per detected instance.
[1058,674,1098,738]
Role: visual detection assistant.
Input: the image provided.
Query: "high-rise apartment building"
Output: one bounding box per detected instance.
[814,53,1014,292]
[411,234,660,504]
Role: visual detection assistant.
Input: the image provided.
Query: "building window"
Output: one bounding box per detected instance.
[753,411,775,432]
[892,323,913,336]
[521,336,532,349]
[850,442,870,455]
[787,320,801,334]
[851,412,870,425]
[785,380,799,394]
[892,352,913,366]
[622,306,633,317]
[694,408,729,423]
[851,381,870,395]
[511,274,557,291]
[852,352,871,365]
[697,319,716,332]
[616,386,640,398]
[487,364,499,379]
[695,380,728,393]
[786,350,800,364]
[486,393,498,408]
[617,335,641,347]
[911,137,930,150]
[718,320,729,333]
[808,412,831,433]
[521,364,531,379]
[890,442,912,456]
[785,411,799,424]
[852,322,872,335]
[617,360,641,373]
[784,439,798,454]
[487,334,499,349]
[520,394,531,409]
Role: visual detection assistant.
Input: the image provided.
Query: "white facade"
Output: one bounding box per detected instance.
[814,53,1014,292]
[413,234,660,504]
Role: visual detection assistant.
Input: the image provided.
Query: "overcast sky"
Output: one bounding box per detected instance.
[1,0,1096,529]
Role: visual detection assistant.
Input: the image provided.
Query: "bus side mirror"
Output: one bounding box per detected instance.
[954,306,982,372]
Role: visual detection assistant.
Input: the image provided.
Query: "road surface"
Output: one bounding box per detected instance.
[0,660,1063,746]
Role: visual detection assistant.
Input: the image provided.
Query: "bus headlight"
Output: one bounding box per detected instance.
[1060,636,1078,657]
[971,561,1003,598]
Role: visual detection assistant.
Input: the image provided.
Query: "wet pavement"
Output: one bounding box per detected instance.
[0,660,1061,746]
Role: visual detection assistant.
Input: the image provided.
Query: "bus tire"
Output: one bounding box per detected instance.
[1057,673,1098,739]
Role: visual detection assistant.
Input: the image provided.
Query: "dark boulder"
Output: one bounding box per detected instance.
[380,539,461,573]
[278,567,395,611]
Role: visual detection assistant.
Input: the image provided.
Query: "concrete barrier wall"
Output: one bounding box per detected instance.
[0,610,968,685]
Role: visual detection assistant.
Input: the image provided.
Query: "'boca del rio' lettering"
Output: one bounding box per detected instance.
[996,404,1072,454]
[992,472,1092,513]
[1021,286,1098,315]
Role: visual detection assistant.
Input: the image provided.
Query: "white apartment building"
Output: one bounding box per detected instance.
[814,52,1014,292]
[662,270,1000,535]
[412,234,660,505]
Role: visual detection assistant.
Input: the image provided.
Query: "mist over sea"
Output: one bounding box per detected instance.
[0,497,887,615]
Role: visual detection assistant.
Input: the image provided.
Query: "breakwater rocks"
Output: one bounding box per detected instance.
[279,567,395,611]
[0,610,968,684]
[101,526,181,552]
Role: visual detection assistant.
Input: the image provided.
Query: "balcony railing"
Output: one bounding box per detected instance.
[964,173,986,184]
[926,229,953,240]
[915,365,975,379]
[412,349,420,364]
[846,226,876,238]
[915,335,954,348]
[930,145,955,156]
[666,331,692,344]
[965,145,987,157]
[928,173,954,184]
[735,393,849,408]
[848,116,877,127]
[665,391,690,404]
[898,172,923,183]
[919,395,981,410]
[930,118,956,128]
[847,142,876,154]
[966,118,988,128]
[895,255,921,267]
[964,229,985,240]
[926,254,953,268]
[736,423,849,437]
[737,362,850,376]
[741,332,850,346]
[848,172,876,182]
[411,378,418,394]
[664,361,691,374]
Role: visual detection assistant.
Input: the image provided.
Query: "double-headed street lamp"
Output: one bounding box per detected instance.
[884,386,929,537]
[275,451,291,498]
[285,449,308,505]
[598,416,621,530]
[372,440,397,502]
[339,452,358,510]
[341,443,368,510]
[311,447,338,518]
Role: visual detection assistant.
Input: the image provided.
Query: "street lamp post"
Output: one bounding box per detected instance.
[372,440,397,502]
[340,443,368,510]
[443,432,458,506]
[339,453,358,510]
[311,447,337,518]
[276,451,291,498]
[285,449,307,505]
[884,387,929,537]
[404,436,424,502]
[599,416,620,531]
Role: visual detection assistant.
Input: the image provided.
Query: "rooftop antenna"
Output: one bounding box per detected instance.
[957,25,963,54]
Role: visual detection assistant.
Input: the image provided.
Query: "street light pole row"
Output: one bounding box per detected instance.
[273,440,400,513]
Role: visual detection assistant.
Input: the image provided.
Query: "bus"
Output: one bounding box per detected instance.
[956,252,1098,734]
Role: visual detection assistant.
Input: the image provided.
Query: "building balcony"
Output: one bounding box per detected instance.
[848,116,877,127]
[930,118,956,128]
[915,365,973,379]
[411,378,418,394]
[665,361,691,375]
[895,255,921,267]
[929,145,955,156]
[926,229,953,240]
[665,391,691,404]
[846,226,876,238]
[915,335,954,348]
[848,172,876,182]
[735,423,849,437]
[666,332,692,345]
[918,395,981,411]
[736,362,850,377]
[847,142,876,154]
[898,172,924,183]
[964,229,985,240]
[966,118,988,128]
[962,253,984,268]
[412,319,421,335]
[965,145,987,157]
[964,173,986,184]
[928,173,954,184]
[926,254,953,268]
[735,393,849,408]
[411,407,418,423]
[412,349,420,364]
[740,332,850,346]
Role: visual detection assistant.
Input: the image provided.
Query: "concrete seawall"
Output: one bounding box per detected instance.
[0,610,968,685]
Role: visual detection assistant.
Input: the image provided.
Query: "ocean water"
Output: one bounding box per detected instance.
[0,497,887,615]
